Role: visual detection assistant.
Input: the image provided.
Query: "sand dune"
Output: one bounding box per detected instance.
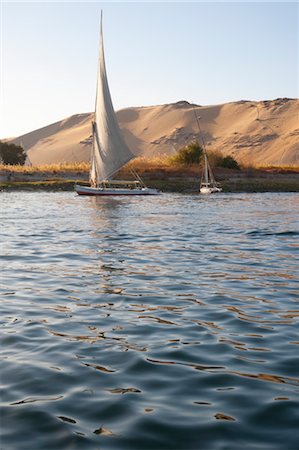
[10,98,299,167]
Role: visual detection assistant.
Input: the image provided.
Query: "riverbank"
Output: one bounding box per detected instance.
[1,164,298,192]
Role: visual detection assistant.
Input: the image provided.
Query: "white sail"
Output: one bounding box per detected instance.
[92,13,134,183]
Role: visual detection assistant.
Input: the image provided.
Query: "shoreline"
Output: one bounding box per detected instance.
[1,176,299,193]
[1,165,298,193]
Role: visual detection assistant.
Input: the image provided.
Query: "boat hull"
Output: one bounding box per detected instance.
[200,187,222,194]
[75,185,160,196]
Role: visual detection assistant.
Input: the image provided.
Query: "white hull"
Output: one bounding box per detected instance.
[200,186,222,194]
[75,185,160,196]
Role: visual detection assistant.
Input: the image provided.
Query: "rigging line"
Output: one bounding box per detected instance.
[191,103,206,152]
[130,168,146,187]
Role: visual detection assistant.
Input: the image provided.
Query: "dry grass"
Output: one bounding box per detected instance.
[0,162,90,173]
[240,163,299,173]
[1,159,297,176]
[257,165,299,173]
[126,156,173,170]
[122,156,201,177]
[0,158,174,174]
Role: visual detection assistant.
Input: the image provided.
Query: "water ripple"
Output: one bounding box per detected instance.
[1,192,299,449]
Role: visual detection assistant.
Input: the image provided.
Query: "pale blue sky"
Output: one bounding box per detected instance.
[1,1,298,138]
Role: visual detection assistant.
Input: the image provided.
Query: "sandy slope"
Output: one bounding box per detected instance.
[10,98,299,167]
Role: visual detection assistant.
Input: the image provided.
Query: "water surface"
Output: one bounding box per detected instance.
[1,192,299,449]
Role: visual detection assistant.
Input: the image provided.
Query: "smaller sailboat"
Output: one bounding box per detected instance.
[200,151,222,194]
[192,108,222,194]
[75,13,159,196]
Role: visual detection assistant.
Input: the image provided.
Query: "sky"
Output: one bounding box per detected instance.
[0,1,298,138]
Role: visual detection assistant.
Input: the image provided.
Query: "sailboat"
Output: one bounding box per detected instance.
[75,14,159,196]
[200,151,222,194]
[192,108,222,194]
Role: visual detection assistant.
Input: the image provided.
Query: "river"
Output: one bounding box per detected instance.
[1,192,298,449]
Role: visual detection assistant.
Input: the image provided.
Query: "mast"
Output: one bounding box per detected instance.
[204,153,209,184]
[193,105,209,186]
[90,122,98,187]
[192,104,219,189]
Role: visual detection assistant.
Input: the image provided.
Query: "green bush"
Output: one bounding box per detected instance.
[220,155,240,170]
[172,142,203,165]
[206,151,240,169]
[0,141,27,165]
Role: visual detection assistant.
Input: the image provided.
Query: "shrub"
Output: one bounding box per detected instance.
[171,142,204,165]
[220,155,240,170]
[0,141,27,165]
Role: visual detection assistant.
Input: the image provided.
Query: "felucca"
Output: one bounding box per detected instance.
[193,108,222,194]
[200,152,222,194]
[75,14,159,196]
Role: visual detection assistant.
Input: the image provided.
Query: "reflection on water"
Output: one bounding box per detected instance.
[1,192,299,450]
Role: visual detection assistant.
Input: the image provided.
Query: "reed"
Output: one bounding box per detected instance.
[240,162,299,173]
[1,159,297,175]
[126,156,174,170]
[255,165,299,173]
[121,156,201,177]
[0,162,90,173]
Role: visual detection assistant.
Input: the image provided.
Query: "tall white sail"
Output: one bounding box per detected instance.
[92,13,134,183]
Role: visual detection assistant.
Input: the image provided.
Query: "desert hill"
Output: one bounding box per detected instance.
[10,98,299,167]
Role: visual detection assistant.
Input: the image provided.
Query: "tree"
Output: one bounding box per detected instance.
[0,141,27,165]
[172,142,204,165]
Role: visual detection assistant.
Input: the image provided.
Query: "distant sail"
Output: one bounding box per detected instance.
[93,12,134,182]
